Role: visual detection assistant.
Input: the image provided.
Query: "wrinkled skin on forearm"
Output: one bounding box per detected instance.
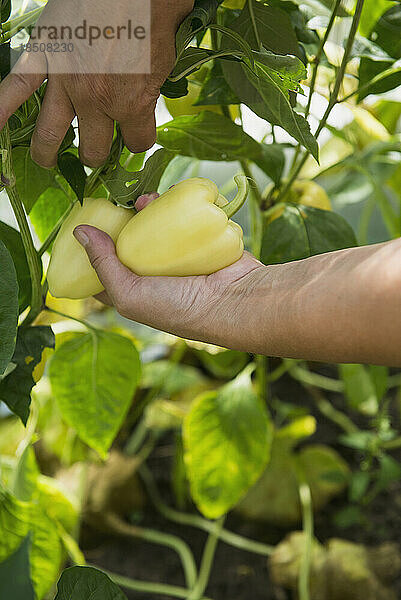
[73,193,401,368]
[0,0,194,167]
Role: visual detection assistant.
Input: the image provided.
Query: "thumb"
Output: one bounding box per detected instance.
[73,225,138,301]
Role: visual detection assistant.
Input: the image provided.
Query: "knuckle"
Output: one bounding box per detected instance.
[80,147,109,167]
[33,125,62,146]
[87,76,112,109]
[10,72,32,94]
[90,252,109,272]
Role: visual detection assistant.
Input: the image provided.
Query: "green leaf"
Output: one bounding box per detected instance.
[8,91,42,148]
[244,64,318,160]
[261,205,357,265]
[255,143,286,185]
[157,111,283,183]
[339,430,376,451]
[37,476,78,535]
[253,50,306,96]
[161,76,189,99]
[0,240,18,377]
[220,0,318,158]
[57,153,87,203]
[170,46,216,80]
[195,60,240,106]
[0,536,35,600]
[368,365,388,401]
[30,188,72,247]
[358,0,397,39]
[102,149,175,207]
[375,454,401,491]
[55,566,127,600]
[237,418,349,526]
[175,0,219,57]
[49,331,141,458]
[1,0,11,23]
[12,147,57,213]
[157,111,253,160]
[0,221,41,312]
[13,446,40,502]
[0,487,63,600]
[351,37,392,62]
[158,155,195,194]
[142,361,204,396]
[339,364,379,416]
[358,5,401,100]
[223,0,301,59]
[196,348,249,379]
[0,326,55,425]
[349,470,371,503]
[183,365,273,519]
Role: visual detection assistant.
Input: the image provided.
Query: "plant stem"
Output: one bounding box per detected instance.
[287,0,341,179]
[256,354,268,403]
[139,464,274,556]
[315,0,365,137]
[304,0,342,120]
[354,165,399,238]
[338,65,401,104]
[132,526,197,589]
[248,0,262,50]
[297,472,313,600]
[188,517,225,600]
[95,567,213,600]
[382,437,401,450]
[266,359,292,383]
[239,159,263,257]
[221,175,250,219]
[286,361,344,393]
[168,50,246,82]
[125,416,149,455]
[45,307,98,333]
[307,386,359,434]
[277,0,365,201]
[0,124,43,325]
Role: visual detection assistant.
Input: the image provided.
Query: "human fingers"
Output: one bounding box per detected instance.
[73,225,140,310]
[135,192,160,211]
[94,290,113,306]
[118,101,157,153]
[0,54,46,130]
[77,109,115,167]
[30,80,75,168]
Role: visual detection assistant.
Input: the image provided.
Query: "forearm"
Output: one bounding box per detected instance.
[215,239,401,366]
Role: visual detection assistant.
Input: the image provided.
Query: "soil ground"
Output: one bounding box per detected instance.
[82,366,401,600]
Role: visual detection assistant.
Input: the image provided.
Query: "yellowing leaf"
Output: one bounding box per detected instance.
[183,366,273,519]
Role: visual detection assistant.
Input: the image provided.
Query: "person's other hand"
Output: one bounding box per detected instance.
[0,0,193,168]
[73,192,265,350]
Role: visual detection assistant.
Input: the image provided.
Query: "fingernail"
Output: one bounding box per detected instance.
[73,227,89,247]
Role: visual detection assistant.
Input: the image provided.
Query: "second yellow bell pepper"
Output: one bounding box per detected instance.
[117,176,248,277]
[47,198,132,299]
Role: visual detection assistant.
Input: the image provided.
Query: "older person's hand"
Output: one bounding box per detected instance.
[0,0,193,168]
[73,192,401,367]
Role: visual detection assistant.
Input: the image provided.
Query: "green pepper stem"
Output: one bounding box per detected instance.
[221,175,249,219]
